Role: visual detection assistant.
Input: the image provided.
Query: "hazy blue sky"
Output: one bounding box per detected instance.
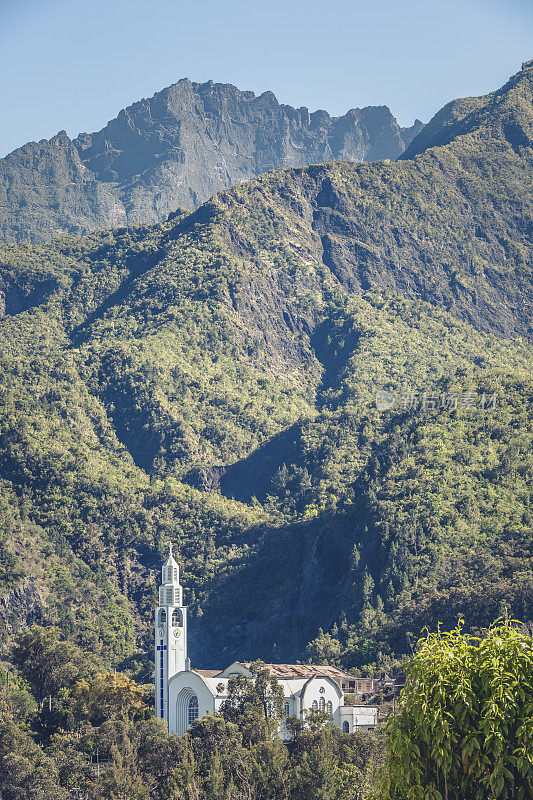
[1,0,532,157]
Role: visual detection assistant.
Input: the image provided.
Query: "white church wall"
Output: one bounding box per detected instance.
[168,671,217,735]
[338,705,378,732]
[301,675,343,717]
[217,662,252,678]
[279,679,307,698]
[214,696,227,713]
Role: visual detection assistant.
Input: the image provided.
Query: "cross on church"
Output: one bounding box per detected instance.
[157,642,167,718]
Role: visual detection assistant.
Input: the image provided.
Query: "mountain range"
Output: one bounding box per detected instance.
[0,61,531,672]
[0,80,422,245]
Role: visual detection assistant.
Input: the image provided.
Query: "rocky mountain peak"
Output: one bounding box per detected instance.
[0,79,422,244]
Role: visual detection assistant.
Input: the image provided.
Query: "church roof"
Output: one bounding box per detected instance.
[195,669,223,678]
[188,663,353,699]
[196,662,355,683]
[242,663,355,681]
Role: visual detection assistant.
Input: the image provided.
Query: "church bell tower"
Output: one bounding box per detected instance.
[154,545,188,722]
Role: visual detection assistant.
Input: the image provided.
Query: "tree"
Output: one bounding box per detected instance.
[306,629,342,665]
[0,671,36,723]
[221,661,285,744]
[172,714,289,800]
[70,672,148,724]
[290,725,384,800]
[290,731,342,800]
[381,620,533,800]
[12,625,87,703]
[103,725,150,800]
[0,721,68,800]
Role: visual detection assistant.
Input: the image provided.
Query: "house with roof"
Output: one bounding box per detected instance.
[154,548,378,738]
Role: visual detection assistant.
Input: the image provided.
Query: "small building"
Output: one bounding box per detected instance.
[380,674,406,693]
[154,548,378,739]
[350,678,381,697]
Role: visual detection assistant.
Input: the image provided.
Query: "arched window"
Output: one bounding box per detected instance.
[319,696,325,712]
[312,700,318,711]
[172,609,181,627]
[159,609,166,626]
[343,721,349,734]
[188,695,198,726]
[283,701,290,718]
[326,701,333,717]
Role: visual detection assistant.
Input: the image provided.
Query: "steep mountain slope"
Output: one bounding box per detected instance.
[0,80,422,244]
[0,62,531,672]
[401,58,533,159]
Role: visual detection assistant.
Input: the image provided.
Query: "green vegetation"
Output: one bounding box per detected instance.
[302,363,532,671]
[0,643,384,799]
[2,624,531,799]
[381,620,533,800]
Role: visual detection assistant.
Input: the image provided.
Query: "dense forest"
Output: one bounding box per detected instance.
[0,60,531,686]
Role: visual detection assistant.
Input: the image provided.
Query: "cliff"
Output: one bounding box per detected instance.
[0,80,422,244]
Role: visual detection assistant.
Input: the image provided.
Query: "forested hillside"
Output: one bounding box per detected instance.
[0,61,531,674]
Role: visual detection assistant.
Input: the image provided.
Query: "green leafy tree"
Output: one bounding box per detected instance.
[172,714,289,800]
[103,725,150,800]
[69,671,149,724]
[381,620,533,800]
[306,629,342,665]
[290,724,384,800]
[0,670,36,723]
[222,660,285,743]
[291,731,342,800]
[0,721,68,800]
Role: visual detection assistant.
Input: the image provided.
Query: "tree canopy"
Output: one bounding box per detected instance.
[381,620,533,800]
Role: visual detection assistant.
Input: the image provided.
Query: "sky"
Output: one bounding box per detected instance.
[0,0,532,158]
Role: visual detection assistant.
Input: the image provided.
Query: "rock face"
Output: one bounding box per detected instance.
[0,578,44,634]
[0,80,422,243]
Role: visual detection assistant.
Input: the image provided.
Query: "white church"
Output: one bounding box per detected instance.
[155,547,378,739]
